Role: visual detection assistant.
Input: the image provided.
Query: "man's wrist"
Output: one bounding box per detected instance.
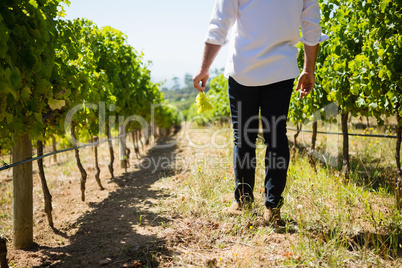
[199,68,210,74]
[302,68,315,74]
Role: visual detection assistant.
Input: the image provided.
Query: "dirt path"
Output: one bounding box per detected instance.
[5,126,400,267]
[5,134,185,267]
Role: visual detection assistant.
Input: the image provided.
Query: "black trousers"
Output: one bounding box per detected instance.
[228,77,294,208]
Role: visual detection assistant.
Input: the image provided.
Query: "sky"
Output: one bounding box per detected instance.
[64,0,229,88]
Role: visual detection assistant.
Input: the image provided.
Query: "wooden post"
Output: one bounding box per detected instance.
[119,124,126,169]
[12,134,33,249]
[308,121,318,172]
[107,124,115,179]
[341,112,350,181]
[396,108,402,177]
[311,121,318,152]
[395,108,402,209]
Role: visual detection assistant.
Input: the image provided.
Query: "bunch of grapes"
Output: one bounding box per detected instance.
[196,92,213,114]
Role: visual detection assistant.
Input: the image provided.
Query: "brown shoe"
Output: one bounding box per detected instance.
[222,201,243,215]
[264,207,285,227]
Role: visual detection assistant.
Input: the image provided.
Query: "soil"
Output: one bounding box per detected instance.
[0,129,311,267]
[3,127,397,267]
[2,134,184,267]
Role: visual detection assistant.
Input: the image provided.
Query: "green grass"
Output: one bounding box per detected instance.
[158,124,402,267]
[0,182,12,238]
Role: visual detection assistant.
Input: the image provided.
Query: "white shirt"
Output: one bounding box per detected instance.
[205,0,329,86]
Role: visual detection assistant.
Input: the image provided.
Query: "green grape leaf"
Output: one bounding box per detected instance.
[369,103,378,110]
[10,68,22,88]
[36,79,50,94]
[21,86,31,101]
[356,98,366,107]
[34,112,42,123]
[0,82,8,94]
[378,68,385,79]
[350,85,358,95]
[0,25,8,58]
[48,98,66,110]
[24,52,37,70]
[5,113,13,124]
[8,86,18,100]
[380,0,391,12]
[386,91,395,100]
[29,29,41,40]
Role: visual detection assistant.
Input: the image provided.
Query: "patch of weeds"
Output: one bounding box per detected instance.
[157,126,402,267]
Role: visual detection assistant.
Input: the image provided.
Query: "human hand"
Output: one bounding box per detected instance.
[193,71,209,92]
[296,71,315,99]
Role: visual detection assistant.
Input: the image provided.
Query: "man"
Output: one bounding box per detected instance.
[193,0,328,226]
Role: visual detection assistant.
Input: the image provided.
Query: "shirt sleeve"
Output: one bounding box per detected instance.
[204,0,238,46]
[300,0,329,46]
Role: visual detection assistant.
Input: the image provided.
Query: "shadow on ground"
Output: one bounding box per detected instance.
[37,136,180,267]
